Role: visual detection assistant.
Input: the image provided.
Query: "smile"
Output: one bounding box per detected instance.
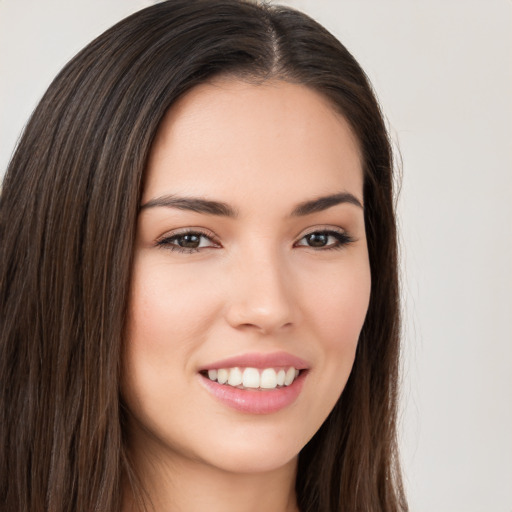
[198,352,309,414]
[203,367,301,390]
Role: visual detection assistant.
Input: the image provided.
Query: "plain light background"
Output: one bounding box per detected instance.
[1,1,511,511]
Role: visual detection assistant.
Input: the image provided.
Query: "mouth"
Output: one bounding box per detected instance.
[198,352,309,414]
[199,366,302,390]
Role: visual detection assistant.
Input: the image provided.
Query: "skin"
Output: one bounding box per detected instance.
[122,78,371,512]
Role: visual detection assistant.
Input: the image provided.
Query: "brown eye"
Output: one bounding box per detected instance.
[176,234,202,248]
[295,230,354,250]
[157,230,220,253]
[305,232,329,247]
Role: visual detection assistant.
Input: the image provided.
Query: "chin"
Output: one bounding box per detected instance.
[188,424,309,475]
[203,444,300,475]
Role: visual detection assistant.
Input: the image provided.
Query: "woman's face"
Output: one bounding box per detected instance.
[123,79,371,474]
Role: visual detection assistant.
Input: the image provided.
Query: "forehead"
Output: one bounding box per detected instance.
[143,79,363,206]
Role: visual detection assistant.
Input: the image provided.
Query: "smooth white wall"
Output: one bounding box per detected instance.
[1,1,511,511]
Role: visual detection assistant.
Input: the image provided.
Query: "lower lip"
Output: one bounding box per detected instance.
[199,372,307,414]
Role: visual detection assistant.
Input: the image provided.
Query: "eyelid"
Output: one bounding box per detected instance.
[156,226,218,243]
[295,225,349,240]
[155,227,221,251]
[293,225,355,250]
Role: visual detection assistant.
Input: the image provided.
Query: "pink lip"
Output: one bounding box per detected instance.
[199,371,307,414]
[198,351,309,371]
[198,352,310,414]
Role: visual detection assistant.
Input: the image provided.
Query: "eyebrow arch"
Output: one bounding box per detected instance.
[140,195,238,217]
[140,191,363,217]
[291,192,363,216]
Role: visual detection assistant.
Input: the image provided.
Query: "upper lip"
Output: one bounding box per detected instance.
[199,351,310,371]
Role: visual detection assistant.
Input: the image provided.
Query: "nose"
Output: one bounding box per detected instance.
[225,248,296,335]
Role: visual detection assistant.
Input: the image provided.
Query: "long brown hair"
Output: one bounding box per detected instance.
[0,1,407,510]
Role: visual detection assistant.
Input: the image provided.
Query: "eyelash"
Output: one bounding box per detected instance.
[156,228,354,254]
[156,229,220,254]
[294,230,354,251]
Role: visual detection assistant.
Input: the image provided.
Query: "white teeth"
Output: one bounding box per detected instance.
[260,368,277,389]
[217,368,228,384]
[242,368,260,388]
[205,366,301,389]
[227,367,243,387]
[284,367,296,386]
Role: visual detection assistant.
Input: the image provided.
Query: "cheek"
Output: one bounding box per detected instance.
[127,260,220,352]
[303,256,371,351]
[121,260,223,442]
[299,254,371,413]
[122,259,222,410]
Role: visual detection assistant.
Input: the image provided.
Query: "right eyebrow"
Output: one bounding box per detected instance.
[139,195,238,217]
[291,192,363,216]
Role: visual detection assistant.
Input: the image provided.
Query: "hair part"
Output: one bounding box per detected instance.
[0,1,407,510]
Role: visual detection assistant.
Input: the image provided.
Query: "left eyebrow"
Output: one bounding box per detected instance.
[290,192,363,216]
[140,195,238,217]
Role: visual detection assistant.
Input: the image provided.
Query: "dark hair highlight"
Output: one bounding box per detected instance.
[0,1,407,510]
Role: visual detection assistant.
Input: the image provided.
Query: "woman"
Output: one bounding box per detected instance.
[0,1,407,511]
